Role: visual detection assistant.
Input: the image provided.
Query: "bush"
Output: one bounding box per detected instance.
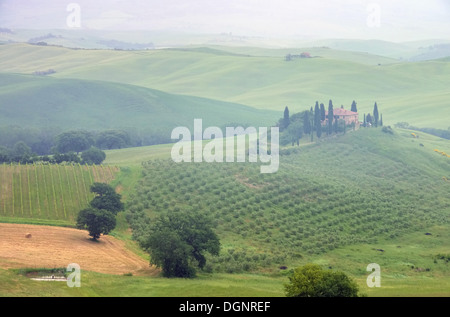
[382,126,394,134]
[284,264,359,297]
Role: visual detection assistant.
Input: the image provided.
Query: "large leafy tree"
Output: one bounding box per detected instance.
[95,130,131,150]
[81,146,106,165]
[0,146,10,163]
[12,141,32,162]
[284,264,359,297]
[142,211,220,278]
[76,207,116,241]
[55,130,94,154]
[77,183,122,240]
[89,183,124,215]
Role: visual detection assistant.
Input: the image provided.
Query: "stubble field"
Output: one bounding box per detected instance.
[0,223,158,276]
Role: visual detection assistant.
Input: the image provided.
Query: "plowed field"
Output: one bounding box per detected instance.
[0,223,158,276]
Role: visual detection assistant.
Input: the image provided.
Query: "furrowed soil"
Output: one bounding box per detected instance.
[0,223,158,276]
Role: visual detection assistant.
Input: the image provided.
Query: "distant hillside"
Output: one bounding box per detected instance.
[0,73,277,131]
[409,43,450,62]
[303,38,450,61]
[0,43,448,129]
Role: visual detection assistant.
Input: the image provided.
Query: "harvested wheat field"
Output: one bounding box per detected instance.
[0,223,158,276]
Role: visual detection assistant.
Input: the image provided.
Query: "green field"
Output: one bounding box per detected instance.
[1,43,449,129]
[1,127,449,297]
[0,38,449,297]
[0,163,119,225]
[124,128,450,268]
[0,72,276,131]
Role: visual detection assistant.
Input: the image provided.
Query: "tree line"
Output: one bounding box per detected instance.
[0,143,106,165]
[362,102,383,128]
[0,137,106,165]
[0,127,174,164]
[277,100,383,146]
[0,126,173,157]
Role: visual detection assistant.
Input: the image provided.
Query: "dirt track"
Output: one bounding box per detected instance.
[0,223,158,276]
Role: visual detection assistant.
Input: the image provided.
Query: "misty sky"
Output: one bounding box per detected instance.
[0,0,449,41]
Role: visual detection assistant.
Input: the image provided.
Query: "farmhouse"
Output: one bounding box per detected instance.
[285,52,311,61]
[324,108,360,127]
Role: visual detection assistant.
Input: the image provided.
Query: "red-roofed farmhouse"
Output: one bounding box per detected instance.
[324,108,360,127]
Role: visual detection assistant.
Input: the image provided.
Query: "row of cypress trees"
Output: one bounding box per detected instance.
[280,100,382,144]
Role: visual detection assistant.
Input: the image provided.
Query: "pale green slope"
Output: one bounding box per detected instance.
[0,43,449,128]
[0,73,277,131]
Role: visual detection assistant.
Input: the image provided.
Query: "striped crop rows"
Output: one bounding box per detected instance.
[0,163,119,222]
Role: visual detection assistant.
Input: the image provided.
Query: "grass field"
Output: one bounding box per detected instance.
[0,43,449,129]
[0,127,449,297]
[0,72,277,131]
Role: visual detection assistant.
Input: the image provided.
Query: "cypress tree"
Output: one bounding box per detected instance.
[283,106,290,130]
[320,102,325,121]
[367,113,373,126]
[363,114,366,128]
[303,110,311,135]
[373,102,379,127]
[351,100,357,113]
[327,100,334,135]
[315,103,322,138]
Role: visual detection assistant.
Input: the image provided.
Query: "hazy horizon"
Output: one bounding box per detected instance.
[1,0,449,42]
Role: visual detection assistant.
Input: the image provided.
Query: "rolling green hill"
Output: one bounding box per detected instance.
[123,128,450,278]
[0,43,448,129]
[1,126,449,296]
[0,40,449,297]
[0,72,277,131]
